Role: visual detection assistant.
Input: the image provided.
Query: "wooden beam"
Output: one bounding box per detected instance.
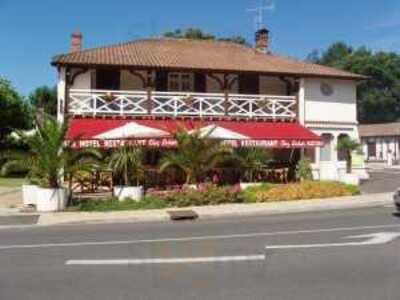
[69,68,88,85]
[127,70,147,88]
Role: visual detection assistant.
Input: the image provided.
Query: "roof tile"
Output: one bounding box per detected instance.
[52,38,364,79]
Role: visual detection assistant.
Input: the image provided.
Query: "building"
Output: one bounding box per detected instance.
[359,122,400,164]
[51,28,367,182]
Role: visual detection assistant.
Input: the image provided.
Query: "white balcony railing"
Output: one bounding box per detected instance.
[68,89,297,120]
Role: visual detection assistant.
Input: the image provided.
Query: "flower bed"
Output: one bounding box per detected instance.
[71,181,360,212]
[244,181,360,203]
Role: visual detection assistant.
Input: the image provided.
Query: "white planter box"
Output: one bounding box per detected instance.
[22,184,38,207]
[114,186,144,201]
[240,182,263,190]
[36,187,68,212]
[339,173,360,186]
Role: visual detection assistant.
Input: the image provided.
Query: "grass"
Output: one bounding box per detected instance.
[0,177,25,188]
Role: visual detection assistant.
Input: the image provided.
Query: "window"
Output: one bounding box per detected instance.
[320,134,333,162]
[367,141,376,159]
[168,73,194,92]
[304,148,316,163]
[96,69,120,90]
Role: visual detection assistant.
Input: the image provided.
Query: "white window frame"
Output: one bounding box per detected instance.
[168,72,194,92]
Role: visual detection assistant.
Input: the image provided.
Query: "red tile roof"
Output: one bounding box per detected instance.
[52,38,364,80]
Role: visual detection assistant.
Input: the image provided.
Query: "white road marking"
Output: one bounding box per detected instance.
[0,224,399,251]
[66,255,266,266]
[66,232,400,266]
[265,232,400,250]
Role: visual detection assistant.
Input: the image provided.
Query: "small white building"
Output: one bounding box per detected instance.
[359,123,400,165]
[52,28,368,183]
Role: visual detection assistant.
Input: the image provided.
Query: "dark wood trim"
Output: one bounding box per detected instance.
[279,76,293,96]
[68,68,88,85]
[146,70,154,114]
[207,73,224,90]
[52,62,366,81]
[228,76,238,90]
[64,67,71,116]
[127,70,147,88]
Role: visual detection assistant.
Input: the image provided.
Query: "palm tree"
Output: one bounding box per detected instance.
[108,146,144,186]
[337,136,361,174]
[234,147,271,182]
[1,116,102,189]
[159,125,231,184]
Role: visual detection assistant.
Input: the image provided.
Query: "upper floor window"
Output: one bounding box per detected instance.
[96,69,120,90]
[168,73,194,92]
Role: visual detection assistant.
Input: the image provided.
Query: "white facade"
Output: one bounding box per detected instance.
[301,78,368,181]
[361,136,400,163]
[59,68,367,183]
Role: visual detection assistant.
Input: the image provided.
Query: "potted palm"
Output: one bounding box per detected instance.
[17,115,102,212]
[336,136,361,185]
[109,146,145,201]
[160,126,231,187]
[234,147,271,190]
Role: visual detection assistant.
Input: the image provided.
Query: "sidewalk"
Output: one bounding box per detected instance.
[35,192,394,227]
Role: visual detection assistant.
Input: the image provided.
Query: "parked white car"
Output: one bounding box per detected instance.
[393,189,400,212]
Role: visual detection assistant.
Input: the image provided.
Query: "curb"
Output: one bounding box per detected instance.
[34,193,394,227]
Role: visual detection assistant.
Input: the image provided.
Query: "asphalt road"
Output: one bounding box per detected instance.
[361,168,400,194]
[0,206,399,300]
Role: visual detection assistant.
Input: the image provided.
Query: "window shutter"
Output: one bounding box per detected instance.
[194,73,206,93]
[156,70,169,91]
[239,74,259,94]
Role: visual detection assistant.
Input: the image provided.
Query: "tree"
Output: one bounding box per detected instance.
[309,43,400,124]
[160,126,231,184]
[108,146,144,186]
[163,28,248,45]
[29,86,57,116]
[2,116,102,189]
[0,77,31,148]
[336,136,361,174]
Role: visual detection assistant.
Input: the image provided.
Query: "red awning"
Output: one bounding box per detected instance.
[66,118,322,148]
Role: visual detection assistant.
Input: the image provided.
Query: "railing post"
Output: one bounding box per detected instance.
[199,96,203,118]
[249,97,253,119]
[272,99,276,121]
[120,96,124,116]
[224,90,229,116]
[93,95,97,117]
[147,87,153,115]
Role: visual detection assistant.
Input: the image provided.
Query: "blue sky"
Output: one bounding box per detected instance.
[1,0,399,95]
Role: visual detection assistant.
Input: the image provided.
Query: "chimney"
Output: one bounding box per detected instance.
[255,28,269,54]
[70,29,82,53]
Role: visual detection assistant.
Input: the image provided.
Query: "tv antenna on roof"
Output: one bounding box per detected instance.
[247,0,275,30]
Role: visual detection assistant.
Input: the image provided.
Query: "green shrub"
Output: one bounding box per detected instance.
[296,158,313,181]
[241,183,276,203]
[250,181,360,203]
[149,185,244,208]
[74,197,168,212]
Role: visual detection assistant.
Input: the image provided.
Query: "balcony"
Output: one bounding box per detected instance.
[68,89,297,120]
